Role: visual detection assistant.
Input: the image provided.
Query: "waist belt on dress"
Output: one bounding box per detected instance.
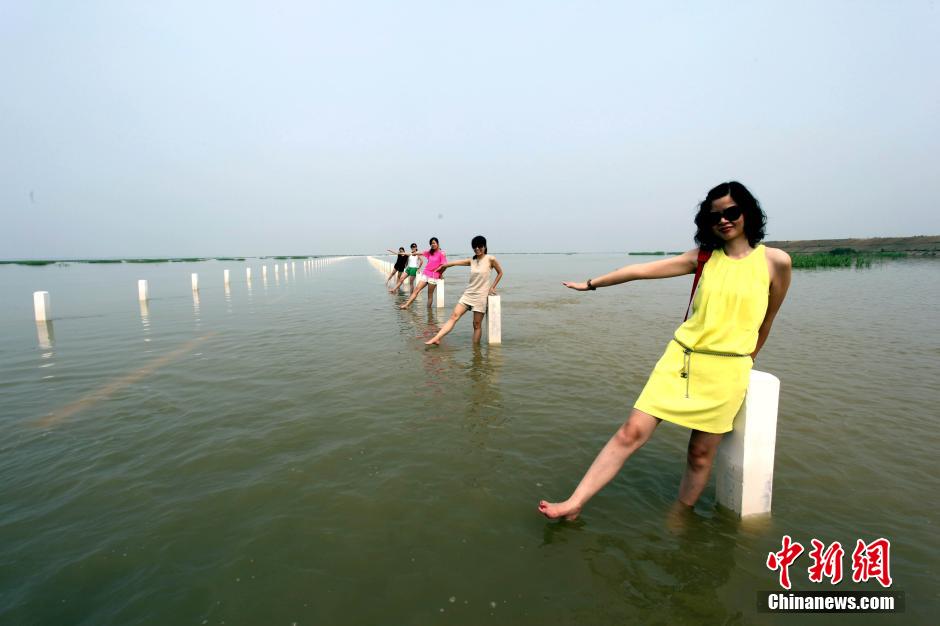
[672,337,751,399]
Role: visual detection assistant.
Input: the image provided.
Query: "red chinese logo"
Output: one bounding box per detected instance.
[766,535,804,589]
[851,538,893,588]
[767,536,893,588]
[807,539,844,584]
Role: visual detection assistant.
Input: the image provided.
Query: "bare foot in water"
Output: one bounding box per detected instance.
[399,303,409,309]
[425,337,441,345]
[538,499,581,521]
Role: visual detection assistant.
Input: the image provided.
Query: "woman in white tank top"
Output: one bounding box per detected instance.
[425,235,504,345]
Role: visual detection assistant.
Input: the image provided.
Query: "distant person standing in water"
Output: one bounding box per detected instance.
[385,247,409,287]
[399,237,447,309]
[426,235,504,345]
[539,181,792,520]
[390,243,424,292]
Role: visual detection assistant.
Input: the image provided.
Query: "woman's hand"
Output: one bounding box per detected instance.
[489,286,497,295]
[563,281,590,291]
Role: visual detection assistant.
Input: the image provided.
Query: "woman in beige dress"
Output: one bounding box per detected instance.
[425,235,504,345]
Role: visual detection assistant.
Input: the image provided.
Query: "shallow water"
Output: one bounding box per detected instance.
[1,255,937,625]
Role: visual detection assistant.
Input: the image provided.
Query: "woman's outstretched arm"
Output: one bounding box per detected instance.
[563,249,699,291]
[437,258,472,275]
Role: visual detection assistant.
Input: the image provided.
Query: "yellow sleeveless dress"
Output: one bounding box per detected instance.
[634,245,770,433]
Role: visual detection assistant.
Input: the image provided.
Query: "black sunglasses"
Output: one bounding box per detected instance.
[707,206,743,225]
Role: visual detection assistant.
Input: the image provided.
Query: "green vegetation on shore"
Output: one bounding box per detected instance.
[791,249,907,269]
[629,251,684,256]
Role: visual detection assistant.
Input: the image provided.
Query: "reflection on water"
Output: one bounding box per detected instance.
[464,345,503,422]
[139,301,151,343]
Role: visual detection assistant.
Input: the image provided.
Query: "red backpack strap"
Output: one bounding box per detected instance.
[684,248,712,321]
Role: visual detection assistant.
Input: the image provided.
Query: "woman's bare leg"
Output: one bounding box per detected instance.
[389,272,406,292]
[677,430,724,506]
[471,311,484,343]
[426,283,437,307]
[400,281,427,309]
[426,304,468,344]
[385,269,397,285]
[539,409,662,520]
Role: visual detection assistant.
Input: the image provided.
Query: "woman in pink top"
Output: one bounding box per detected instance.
[399,237,447,309]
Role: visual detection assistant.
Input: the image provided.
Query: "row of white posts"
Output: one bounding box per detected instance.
[366,255,501,345]
[33,257,352,320]
[32,254,778,519]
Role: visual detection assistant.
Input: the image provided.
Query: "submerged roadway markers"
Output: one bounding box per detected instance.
[37,332,217,428]
[716,370,780,518]
[487,295,501,344]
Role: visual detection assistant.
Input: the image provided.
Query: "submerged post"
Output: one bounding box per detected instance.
[716,370,780,517]
[487,295,501,344]
[246,267,252,281]
[138,279,149,301]
[436,279,445,308]
[33,291,51,321]
[191,273,199,291]
[224,269,230,285]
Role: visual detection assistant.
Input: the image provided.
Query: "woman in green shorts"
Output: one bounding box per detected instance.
[390,243,424,292]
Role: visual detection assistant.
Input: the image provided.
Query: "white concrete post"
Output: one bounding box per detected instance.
[436,279,445,308]
[246,267,252,281]
[138,279,149,301]
[191,273,199,291]
[262,265,268,278]
[716,370,780,517]
[291,261,296,273]
[274,264,279,277]
[224,269,230,285]
[33,291,51,321]
[487,295,502,344]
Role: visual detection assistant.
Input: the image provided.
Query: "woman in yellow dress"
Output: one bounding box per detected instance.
[539,181,792,520]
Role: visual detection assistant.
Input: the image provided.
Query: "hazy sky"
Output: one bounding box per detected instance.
[2,0,938,258]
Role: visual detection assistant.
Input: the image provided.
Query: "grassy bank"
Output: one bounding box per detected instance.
[791,250,907,269]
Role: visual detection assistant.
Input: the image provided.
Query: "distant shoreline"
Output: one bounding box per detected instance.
[763,235,940,255]
[2,236,939,265]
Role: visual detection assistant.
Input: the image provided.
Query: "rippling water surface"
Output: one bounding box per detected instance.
[1,255,938,625]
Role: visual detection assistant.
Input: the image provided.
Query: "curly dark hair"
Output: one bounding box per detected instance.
[693,181,767,251]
